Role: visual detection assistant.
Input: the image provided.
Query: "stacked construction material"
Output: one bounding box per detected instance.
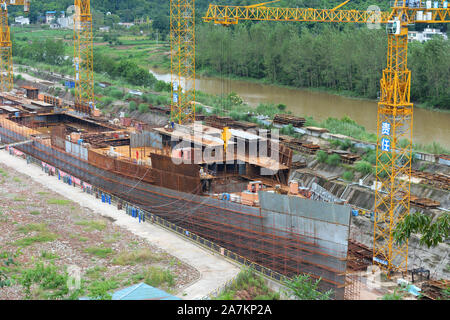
[273,114,306,128]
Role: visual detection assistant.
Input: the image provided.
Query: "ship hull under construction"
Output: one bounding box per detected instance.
[0,118,350,300]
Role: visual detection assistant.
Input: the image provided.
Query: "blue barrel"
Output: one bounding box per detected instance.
[108,195,111,205]
[351,209,359,217]
[101,193,105,203]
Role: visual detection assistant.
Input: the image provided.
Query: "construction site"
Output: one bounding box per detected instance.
[0,0,449,301]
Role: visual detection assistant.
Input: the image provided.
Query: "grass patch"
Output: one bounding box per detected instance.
[215,268,279,300]
[69,233,88,242]
[29,210,41,215]
[85,265,108,280]
[13,177,21,183]
[143,266,176,289]
[36,191,49,196]
[16,223,48,234]
[103,232,121,243]
[85,246,114,258]
[13,232,58,247]
[0,168,8,177]
[47,198,72,206]
[13,196,26,202]
[40,251,59,260]
[75,219,107,231]
[112,248,161,266]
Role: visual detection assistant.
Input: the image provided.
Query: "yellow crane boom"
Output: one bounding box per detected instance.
[203,0,450,276]
[203,3,391,25]
[0,0,29,92]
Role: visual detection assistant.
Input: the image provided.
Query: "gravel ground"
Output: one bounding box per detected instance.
[0,162,200,300]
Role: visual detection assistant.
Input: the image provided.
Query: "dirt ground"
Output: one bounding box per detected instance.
[0,162,200,300]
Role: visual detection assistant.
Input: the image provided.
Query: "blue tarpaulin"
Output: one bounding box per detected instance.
[80,282,181,300]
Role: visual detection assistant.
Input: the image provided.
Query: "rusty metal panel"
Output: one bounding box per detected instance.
[151,153,199,177]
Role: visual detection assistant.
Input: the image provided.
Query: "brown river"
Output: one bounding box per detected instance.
[150,69,450,149]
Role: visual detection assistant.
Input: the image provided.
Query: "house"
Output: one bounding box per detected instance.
[15,16,30,25]
[46,11,65,24]
[117,22,135,29]
[408,28,448,42]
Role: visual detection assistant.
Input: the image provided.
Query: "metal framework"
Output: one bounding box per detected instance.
[203,0,450,276]
[170,0,196,124]
[73,0,94,113]
[0,1,29,92]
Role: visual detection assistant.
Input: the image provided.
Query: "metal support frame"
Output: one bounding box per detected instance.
[73,0,94,114]
[170,0,196,124]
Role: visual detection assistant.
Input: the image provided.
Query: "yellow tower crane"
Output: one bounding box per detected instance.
[203,0,450,276]
[0,0,29,92]
[170,0,196,124]
[73,0,94,114]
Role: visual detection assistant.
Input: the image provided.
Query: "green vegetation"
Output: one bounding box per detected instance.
[316,150,328,164]
[342,171,354,181]
[18,261,82,300]
[87,279,119,300]
[380,288,405,300]
[40,251,60,261]
[84,246,114,258]
[0,168,7,177]
[394,212,449,248]
[13,232,59,247]
[284,274,333,300]
[354,160,374,175]
[215,268,279,300]
[17,223,48,234]
[326,154,341,166]
[47,198,72,206]
[29,210,41,216]
[75,220,107,231]
[142,266,176,289]
[112,249,162,266]
[0,251,17,288]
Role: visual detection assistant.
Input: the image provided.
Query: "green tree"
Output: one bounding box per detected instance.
[394,212,449,248]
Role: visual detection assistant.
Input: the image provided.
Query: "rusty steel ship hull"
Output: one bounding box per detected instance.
[0,124,349,299]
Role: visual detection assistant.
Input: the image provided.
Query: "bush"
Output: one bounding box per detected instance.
[316,150,328,163]
[129,101,137,111]
[326,154,341,166]
[138,104,149,113]
[342,171,354,181]
[354,160,373,175]
[109,89,124,99]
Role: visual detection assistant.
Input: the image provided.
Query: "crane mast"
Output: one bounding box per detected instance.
[203,0,450,276]
[74,0,94,114]
[0,0,29,92]
[170,0,196,124]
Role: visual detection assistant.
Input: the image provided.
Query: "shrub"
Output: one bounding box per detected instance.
[342,171,354,181]
[326,154,341,166]
[143,266,175,288]
[354,161,373,175]
[84,246,114,258]
[129,101,137,111]
[316,150,328,163]
[138,104,149,113]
